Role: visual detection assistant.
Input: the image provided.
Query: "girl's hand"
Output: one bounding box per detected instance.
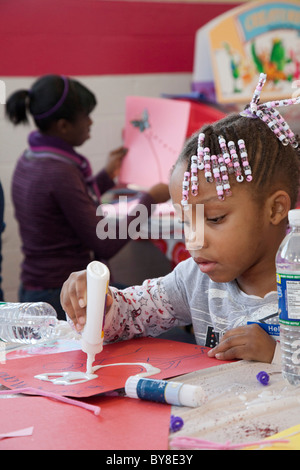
[60,269,113,331]
[207,324,276,363]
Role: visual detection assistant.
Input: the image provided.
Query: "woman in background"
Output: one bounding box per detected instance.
[6,75,169,318]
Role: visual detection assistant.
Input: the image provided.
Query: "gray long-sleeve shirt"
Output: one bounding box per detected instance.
[105,257,279,349]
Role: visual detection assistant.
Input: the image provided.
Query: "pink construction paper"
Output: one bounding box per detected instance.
[119,96,191,186]
[0,337,228,398]
[0,396,170,450]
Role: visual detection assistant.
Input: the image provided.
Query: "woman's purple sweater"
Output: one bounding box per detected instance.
[12,132,154,289]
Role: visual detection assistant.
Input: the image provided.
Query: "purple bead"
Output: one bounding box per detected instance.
[256,371,269,386]
[170,415,184,432]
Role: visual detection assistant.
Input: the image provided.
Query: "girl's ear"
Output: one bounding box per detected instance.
[55,118,70,135]
[268,190,291,225]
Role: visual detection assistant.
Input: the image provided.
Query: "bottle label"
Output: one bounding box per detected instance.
[247,322,280,339]
[277,273,300,325]
[136,378,182,406]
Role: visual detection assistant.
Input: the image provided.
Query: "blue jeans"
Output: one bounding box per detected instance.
[19,285,66,320]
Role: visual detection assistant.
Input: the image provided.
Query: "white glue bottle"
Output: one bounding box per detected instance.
[81,261,110,374]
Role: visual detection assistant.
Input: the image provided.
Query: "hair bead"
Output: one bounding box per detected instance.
[218,136,233,173]
[228,140,243,182]
[250,73,267,113]
[241,74,299,149]
[197,133,205,170]
[180,133,250,206]
[181,171,190,208]
[180,74,299,208]
[190,154,199,196]
[211,154,224,200]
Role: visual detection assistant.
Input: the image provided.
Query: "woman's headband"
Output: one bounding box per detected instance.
[32,76,69,120]
[181,73,299,208]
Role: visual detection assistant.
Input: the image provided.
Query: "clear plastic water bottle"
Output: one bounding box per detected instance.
[0,302,58,344]
[276,209,300,385]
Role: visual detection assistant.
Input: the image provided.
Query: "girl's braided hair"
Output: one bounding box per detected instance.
[177,112,300,208]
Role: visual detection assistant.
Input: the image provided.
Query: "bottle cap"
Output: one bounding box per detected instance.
[288,209,300,226]
[179,383,206,407]
[125,375,139,399]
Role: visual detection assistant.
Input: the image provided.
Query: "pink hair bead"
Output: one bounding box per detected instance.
[181,170,190,207]
[210,153,224,198]
[238,140,252,182]
[197,133,205,169]
[191,185,198,196]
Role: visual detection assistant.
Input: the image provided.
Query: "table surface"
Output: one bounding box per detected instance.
[168,360,300,448]
[1,339,300,449]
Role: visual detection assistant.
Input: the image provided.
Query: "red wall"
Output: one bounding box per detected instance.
[1,0,240,76]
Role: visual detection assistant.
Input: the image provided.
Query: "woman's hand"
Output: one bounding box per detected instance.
[105,146,128,179]
[207,324,276,363]
[147,183,170,203]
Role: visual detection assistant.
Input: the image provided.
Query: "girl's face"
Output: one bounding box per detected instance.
[170,162,270,284]
[62,112,93,147]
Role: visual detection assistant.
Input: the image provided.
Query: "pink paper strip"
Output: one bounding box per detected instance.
[170,436,290,450]
[0,387,100,415]
[0,426,34,440]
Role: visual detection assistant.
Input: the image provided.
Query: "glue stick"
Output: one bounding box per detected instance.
[125,376,206,407]
[81,261,110,373]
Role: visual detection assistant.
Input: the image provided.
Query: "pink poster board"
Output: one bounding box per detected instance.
[0,395,171,450]
[119,96,191,187]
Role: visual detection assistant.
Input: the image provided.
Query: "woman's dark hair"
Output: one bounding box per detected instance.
[177,113,300,208]
[5,75,97,131]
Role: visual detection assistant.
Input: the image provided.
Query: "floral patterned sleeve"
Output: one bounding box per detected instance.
[103,277,186,343]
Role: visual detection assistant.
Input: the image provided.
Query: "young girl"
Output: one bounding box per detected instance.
[6,75,169,319]
[60,75,300,363]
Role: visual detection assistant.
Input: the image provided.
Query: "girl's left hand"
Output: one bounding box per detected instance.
[207,324,276,363]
